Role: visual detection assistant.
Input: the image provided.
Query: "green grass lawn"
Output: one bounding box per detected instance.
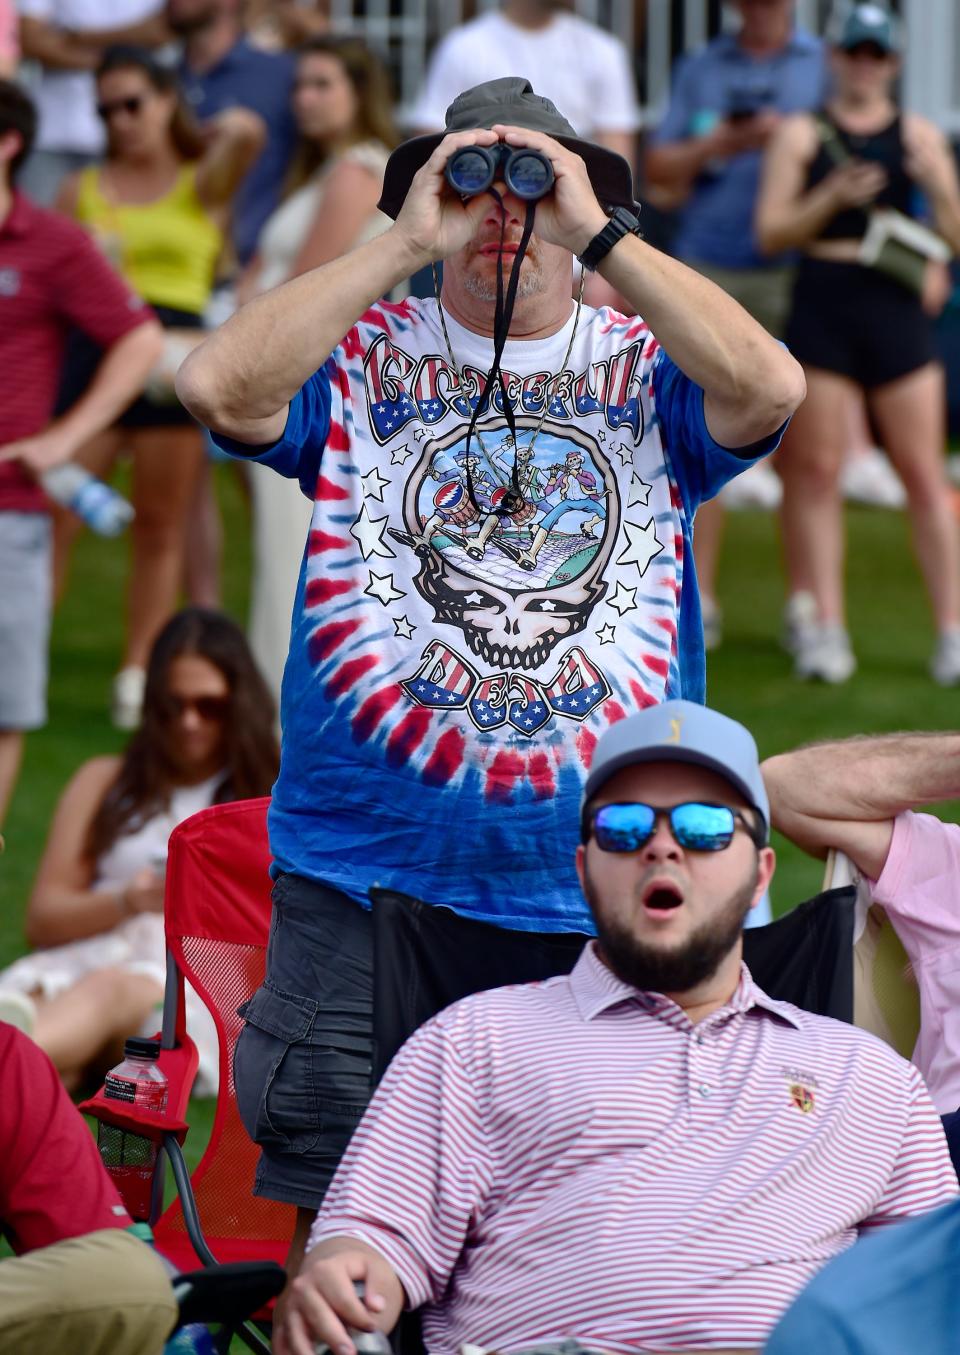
[3,473,960,1241]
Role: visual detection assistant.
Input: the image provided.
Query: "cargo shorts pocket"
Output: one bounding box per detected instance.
[234,983,321,1155]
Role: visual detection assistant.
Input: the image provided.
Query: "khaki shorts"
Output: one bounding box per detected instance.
[0,1227,176,1355]
[691,261,796,341]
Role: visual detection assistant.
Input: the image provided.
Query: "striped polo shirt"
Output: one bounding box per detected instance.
[312,944,957,1353]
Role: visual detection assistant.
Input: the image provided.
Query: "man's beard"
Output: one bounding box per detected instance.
[461,250,545,302]
[583,862,758,995]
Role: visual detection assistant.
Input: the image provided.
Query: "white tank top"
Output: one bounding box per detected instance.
[94,772,226,890]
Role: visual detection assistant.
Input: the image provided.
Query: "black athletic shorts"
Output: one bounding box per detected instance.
[55,304,203,429]
[785,257,937,389]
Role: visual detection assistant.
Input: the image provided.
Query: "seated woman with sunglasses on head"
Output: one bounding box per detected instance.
[0,609,278,1093]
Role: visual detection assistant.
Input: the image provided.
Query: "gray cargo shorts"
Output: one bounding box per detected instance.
[0,513,52,730]
[233,872,374,1211]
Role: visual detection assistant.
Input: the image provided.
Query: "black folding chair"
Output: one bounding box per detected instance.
[371,884,856,1080]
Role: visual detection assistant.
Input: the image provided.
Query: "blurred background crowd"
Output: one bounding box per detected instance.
[3,0,960,1058]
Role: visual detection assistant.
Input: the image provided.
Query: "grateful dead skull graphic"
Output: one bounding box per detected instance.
[389,421,620,672]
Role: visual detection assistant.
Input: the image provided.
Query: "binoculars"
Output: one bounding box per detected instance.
[445,143,555,201]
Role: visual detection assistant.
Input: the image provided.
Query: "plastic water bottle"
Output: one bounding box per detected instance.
[98,1037,168,1220]
[41,463,134,536]
[164,1325,216,1354]
[104,1036,168,1110]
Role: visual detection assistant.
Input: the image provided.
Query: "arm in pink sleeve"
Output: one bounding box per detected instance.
[310,1017,495,1308]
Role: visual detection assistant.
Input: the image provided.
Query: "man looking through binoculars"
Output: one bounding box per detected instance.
[176,77,805,1301]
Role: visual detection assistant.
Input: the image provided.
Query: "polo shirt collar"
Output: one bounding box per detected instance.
[570,940,802,1029]
[1,192,33,239]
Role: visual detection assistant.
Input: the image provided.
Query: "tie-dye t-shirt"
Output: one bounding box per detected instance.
[214,297,779,932]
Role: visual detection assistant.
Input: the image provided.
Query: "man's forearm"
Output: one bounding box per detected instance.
[595,235,805,445]
[19,15,98,69]
[70,12,170,47]
[645,138,716,197]
[765,734,960,825]
[763,733,960,879]
[176,228,425,443]
[56,321,163,451]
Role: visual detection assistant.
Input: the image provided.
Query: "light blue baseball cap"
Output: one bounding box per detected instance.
[581,700,769,839]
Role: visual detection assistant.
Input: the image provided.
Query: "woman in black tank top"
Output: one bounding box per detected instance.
[751,5,960,687]
[803,110,915,241]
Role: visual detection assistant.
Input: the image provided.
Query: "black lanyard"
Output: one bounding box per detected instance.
[461,196,537,517]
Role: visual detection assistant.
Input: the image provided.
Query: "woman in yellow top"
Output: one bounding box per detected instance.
[55,46,264,728]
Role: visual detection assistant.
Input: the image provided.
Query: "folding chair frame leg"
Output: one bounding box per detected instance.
[164,1135,217,1268]
[163,1136,275,1354]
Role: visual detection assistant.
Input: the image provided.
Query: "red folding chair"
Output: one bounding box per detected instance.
[82,798,294,1353]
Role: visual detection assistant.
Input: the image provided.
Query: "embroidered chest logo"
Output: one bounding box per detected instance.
[782,1065,819,1114]
[788,1083,816,1114]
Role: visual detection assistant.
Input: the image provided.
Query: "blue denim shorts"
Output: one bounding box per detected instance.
[233,873,373,1211]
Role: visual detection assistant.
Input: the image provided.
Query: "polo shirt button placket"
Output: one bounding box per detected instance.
[698,1082,712,1099]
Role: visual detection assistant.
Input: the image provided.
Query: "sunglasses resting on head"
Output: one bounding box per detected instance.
[585,801,765,853]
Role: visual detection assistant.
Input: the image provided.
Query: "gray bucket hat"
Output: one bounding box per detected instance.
[378,76,637,220]
[581,700,770,841]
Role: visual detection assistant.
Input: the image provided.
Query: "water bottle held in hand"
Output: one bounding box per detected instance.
[41,463,134,536]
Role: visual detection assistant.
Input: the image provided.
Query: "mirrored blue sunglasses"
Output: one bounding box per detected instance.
[586,801,762,853]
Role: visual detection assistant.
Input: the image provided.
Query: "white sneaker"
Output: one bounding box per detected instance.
[794,624,856,684]
[112,666,146,730]
[722,461,783,511]
[931,629,960,686]
[782,591,819,657]
[0,991,37,1036]
[842,447,906,509]
[701,595,723,651]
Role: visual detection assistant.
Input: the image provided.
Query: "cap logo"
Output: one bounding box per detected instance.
[666,717,683,744]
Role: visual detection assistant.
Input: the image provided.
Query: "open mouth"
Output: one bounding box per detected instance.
[641,881,684,912]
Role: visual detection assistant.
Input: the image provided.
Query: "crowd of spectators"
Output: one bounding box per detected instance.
[3,2,960,1353]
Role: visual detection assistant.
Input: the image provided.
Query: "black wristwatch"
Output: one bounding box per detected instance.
[578,206,643,272]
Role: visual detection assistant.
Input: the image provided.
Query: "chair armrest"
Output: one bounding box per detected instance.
[79,1090,190,1145]
[79,1029,200,1144]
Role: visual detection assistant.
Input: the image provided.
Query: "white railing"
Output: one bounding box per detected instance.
[324,0,956,137]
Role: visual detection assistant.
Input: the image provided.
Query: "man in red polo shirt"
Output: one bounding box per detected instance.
[0,79,162,830]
